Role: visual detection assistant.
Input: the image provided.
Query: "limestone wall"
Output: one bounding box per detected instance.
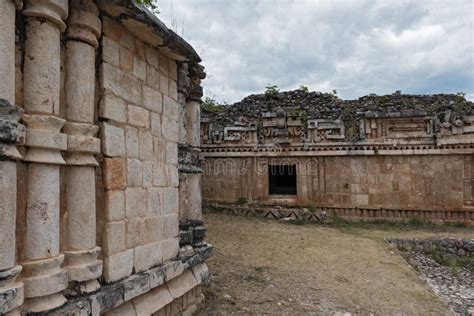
[98,15,181,283]
[203,155,474,221]
[201,92,474,222]
[0,1,210,315]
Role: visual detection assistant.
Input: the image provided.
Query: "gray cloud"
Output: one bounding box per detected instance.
[159,0,474,102]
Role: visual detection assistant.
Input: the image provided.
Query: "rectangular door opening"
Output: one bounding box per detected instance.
[269,165,297,195]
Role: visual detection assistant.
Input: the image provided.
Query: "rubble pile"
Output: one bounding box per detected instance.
[202,89,473,125]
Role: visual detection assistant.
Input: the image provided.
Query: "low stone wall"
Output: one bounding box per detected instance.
[204,202,329,222]
[389,238,474,258]
[205,202,474,224]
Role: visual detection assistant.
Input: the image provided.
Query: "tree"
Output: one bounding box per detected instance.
[135,0,158,12]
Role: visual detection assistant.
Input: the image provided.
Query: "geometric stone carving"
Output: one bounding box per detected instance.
[307,119,345,142]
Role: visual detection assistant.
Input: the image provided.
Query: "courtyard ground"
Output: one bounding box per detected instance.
[197,212,474,315]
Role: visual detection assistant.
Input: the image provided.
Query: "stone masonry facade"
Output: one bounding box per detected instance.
[201,90,474,223]
[0,1,211,315]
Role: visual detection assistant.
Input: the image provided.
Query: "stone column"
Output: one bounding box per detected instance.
[63,3,102,294]
[185,64,205,222]
[177,63,207,251]
[0,1,24,314]
[21,0,69,313]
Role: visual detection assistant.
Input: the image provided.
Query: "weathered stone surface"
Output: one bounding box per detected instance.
[100,93,127,123]
[146,64,160,90]
[166,271,197,299]
[133,56,146,80]
[163,187,179,215]
[102,37,120,67]
[103,158,127,190]
[164,214,179,239]
[132,284,173,315]
[101,63,142,105]
[126,218,146,248]
[123,274,150,301]
[127,158,143,187]
[103,249,134,283]
[125,187,147,219]
[104,190,126,221]
[163,95,179,121]
[166,141,178,165]
[101,123,126,157]
[103,221,126,255]
[162,115,179,142]
[119,46,133,72]
[162,238,179,262]
[128,104,150,128]
[151,112,162,137]
[104,301,135,316]
[143,85,163,113]
[125,125,139,158]
[134,242,162,273]
[0,161,17,270]
[144,216,163,243]
[139,129,154,160]
[147,187,163,216]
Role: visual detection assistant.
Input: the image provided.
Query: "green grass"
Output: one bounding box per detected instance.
[426,250,474,274]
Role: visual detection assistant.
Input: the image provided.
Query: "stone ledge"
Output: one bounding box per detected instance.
[42,244,212,316]
[204,202,474,224]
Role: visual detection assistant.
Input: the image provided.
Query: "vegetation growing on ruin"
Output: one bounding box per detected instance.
[201,97,224,113]
[426,248,474,274]
[264,85,280,99]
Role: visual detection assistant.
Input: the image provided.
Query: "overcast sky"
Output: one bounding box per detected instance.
[159,0,474,103]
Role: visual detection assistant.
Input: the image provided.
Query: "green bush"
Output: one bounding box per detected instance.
[264,85,280,98]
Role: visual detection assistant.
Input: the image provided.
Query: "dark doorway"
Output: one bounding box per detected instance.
[269,165,297,195]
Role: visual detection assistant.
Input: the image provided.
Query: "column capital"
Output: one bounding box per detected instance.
[23,0,68,32]
[67,9,101,48]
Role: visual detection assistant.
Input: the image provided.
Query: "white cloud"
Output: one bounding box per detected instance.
[159,0,474,103]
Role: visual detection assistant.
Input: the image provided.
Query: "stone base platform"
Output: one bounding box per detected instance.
[204,202,474,224]
[42,244,212,316]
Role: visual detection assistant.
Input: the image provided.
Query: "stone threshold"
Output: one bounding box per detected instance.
[36,244,213,316]
[204,202,474,224]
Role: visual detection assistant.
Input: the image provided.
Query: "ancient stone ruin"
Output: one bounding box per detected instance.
[0,0,210,314]
[201,89,474,223]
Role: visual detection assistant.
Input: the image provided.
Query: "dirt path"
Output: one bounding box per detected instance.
[198,213,474,315]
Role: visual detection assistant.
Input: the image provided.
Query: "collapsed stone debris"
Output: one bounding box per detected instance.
[201,89,474,223]
[389,238,474,315]
[0,0,211,314]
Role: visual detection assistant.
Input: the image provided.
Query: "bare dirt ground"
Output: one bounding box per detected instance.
[197,213,474,315]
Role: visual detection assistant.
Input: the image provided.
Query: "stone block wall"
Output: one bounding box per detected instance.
[201,88,474,223]
[0,1,210,314]
[98,15,181,283]
[203,154,474,221]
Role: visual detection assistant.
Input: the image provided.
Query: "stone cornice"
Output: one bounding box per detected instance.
[201,143,474,157]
